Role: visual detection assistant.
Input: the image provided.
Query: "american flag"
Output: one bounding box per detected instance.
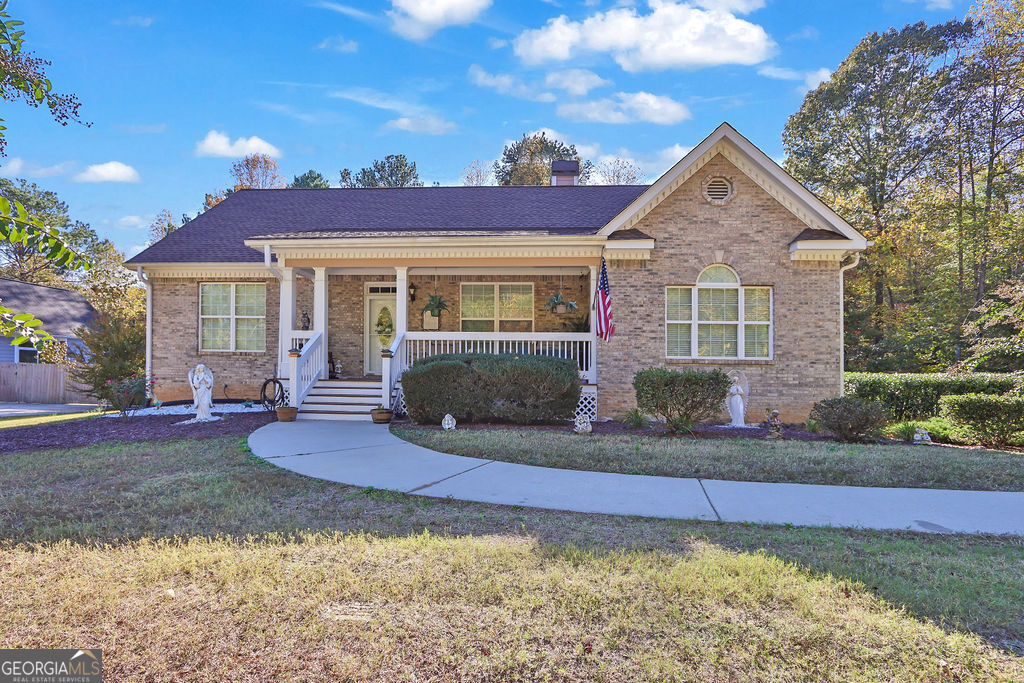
[595,257,614,342]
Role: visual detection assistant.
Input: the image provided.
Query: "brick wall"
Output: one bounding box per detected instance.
[596,154,843,422]
[150,277,279,403]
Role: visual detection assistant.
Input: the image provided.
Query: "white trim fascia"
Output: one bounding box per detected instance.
[244,235,612,250]
[135,263,274,279]
[597,122,868,250]
[272,244,609,262]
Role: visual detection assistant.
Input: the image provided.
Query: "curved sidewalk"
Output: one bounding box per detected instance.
[248,421,1024,535]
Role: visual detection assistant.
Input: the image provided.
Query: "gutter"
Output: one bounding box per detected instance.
[136,267,153,399]
[838,252,861,393]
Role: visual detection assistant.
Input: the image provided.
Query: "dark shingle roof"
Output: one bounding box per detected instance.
[790,227,845,243]
[0,278,97,338]
[127,185,649,264]
[608,228,654,240]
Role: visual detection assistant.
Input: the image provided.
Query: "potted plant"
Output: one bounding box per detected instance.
[276,405,298,422]
[422,293,449,330]
[544,293,577,315]
[370,404,393,423]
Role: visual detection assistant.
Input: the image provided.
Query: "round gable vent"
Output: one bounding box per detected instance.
[703,176,734,205]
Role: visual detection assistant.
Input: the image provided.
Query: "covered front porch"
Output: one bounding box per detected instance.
[274,265,600,420]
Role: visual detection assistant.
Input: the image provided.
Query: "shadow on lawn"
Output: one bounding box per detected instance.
[0,436,1022,654]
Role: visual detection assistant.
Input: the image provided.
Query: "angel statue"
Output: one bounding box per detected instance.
[187,363,218,423]
[726,371,749,428]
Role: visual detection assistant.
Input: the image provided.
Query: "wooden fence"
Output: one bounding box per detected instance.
[0,363,94,404]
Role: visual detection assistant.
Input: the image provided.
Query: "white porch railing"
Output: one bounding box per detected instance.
[279,330,315,378]
[399,331,596,383]
[288,330,324,407]
[381,331,406,408]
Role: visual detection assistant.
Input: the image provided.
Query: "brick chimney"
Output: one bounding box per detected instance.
[550,160,580,186]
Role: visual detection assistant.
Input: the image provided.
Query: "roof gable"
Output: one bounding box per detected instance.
[598,122,867,249]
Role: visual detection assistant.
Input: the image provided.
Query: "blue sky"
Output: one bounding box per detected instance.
[3,0,968,257]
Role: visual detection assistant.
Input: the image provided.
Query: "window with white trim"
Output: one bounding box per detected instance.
[460,283,534,332]
[199,283,266,352]
[14,341,39,363]
[666,265,772,359]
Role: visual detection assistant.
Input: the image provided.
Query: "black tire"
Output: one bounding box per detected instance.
[260,378,285,411]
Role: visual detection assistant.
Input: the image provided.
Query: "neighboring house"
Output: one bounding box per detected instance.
[0,277,97,363]
[127,123,867,422]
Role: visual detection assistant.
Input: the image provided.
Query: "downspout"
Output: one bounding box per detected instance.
[838,252,861,395]
[264,245,283,280]
[136,267,153,399]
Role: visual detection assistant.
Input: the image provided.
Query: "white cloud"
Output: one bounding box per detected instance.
[757,65,831,93]
[112,16,155,27]
[330,87,457,135]
[786,25,820,41]
[556,91,691,124]
[468,65,556,102]
[488,36,508,49]
[648,143,693,174]
[193,130,282,158]
[513,1,775,72]
[316,35,359,52]
[544,68,611,96]
[384,114,457,135]
[0,157,73,178]
[118,215,149,229]
[314,2,376,22]
[903,0,953,9]
[73,161,141,183]
[691,0,764,10]
[388,0,492,40]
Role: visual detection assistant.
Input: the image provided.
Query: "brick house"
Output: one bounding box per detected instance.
[128,123,867,422]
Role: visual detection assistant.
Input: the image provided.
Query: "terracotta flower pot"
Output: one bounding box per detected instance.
[276,406,298,422]
[371,408,393,424]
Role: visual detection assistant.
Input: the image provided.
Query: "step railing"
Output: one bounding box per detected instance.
[399,331,596,382]
[288,330,324,407]
[279,330,315,378]
[381,331,406,408]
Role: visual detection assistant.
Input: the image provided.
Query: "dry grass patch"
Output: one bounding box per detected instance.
[395,426,1024,491]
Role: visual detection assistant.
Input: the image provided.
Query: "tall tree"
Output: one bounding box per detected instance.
[596,157,644,185]
[462,159,491,186]
[340,154,423,188]
[230,153,286,189]
[493,132,594,186]
[147,209,178,245]
[290,169,331,189]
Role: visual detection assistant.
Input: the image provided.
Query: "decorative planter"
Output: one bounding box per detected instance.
[555,304,567,314]
[371,408,393,424]
[422,311,440,330]
[276,406,298,422]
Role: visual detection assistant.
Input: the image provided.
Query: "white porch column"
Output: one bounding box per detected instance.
[278,267,295,377]
[588,264,599,384]
[394,267,409,337]
[313,266,329,376]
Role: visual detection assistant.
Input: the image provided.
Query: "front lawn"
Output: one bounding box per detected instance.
[1,437,1022,677]
[395,425,1024,492]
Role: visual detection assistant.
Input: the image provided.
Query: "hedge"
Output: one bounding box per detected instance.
[844,372,1015,421]
[809,396,887,443]
[633,367,732,432]
[939,394,1024,448]
[401,353,581,425]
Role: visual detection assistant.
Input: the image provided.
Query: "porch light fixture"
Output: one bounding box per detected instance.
[408,281,417,302]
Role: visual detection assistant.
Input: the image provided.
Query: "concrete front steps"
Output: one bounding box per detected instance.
[297,379,383,421]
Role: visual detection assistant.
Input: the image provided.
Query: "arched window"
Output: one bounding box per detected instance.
[665,265,773,359]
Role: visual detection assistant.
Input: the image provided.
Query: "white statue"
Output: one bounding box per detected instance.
[726,372,749,427]
[573,414,592,434]
[442,413,456,431]
[182,363,220,423]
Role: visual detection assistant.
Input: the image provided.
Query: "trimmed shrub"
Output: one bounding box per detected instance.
[844,372,1014,421]
[883,417,965,445]
[939,394,1024,448]
[401,353,580,425]
[633,368,732,432]
[809,396,887,442]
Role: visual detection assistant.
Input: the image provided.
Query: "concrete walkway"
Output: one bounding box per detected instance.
[248,421,1024,535]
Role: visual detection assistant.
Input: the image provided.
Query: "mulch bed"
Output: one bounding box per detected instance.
[0,411,276,455]
[397,419,834,442]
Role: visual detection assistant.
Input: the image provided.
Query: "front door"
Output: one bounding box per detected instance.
[365,294,397,375]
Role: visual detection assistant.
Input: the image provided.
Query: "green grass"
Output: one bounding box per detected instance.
[395,426,1024,491]
[1,437,1022,678]
[0,409,107,429]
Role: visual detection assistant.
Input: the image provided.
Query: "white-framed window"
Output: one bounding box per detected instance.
[199,282,266,352]
[666,265,772,360]
[14,341,39,363]
[460,282,534,332]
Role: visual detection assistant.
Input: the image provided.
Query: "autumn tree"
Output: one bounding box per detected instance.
[493,132,593,186]
[147,209,178,245]
[462,159,491,186]
[230,153,286,190]
[340,154,423,188]
[596,157,644,184]
[290,169,331,188]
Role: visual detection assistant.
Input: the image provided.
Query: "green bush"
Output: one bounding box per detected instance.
[883,417,965,445]
[618,408,648,429]
[939,394,1024,448]
[844,372,1014,421]
[809,396,887,442]
[632,368,732,432]
[70,312,146,402]
[401,353,580,425]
